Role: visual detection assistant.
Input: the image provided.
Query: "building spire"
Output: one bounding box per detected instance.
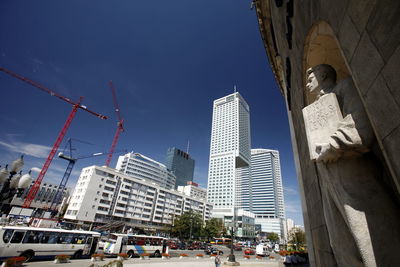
[186,140,190,154]
[234,85,237,93]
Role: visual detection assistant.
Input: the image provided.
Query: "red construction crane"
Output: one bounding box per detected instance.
[0,67,108,208]
[105,81,124,167]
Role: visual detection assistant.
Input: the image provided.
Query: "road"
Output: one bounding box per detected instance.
[25,246,283,267]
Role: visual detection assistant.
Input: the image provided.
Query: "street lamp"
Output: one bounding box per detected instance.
[0,156,33,213]
[226,207,239,266]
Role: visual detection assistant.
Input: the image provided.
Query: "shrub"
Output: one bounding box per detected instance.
[179,253,188,257]
[118,253,128,258]
[162,253,170,257]
[91,253,105,259]
[256,255,263,259]
[140,253,150,257]
[243,255,251,259]
[4,257,26,265]
[55,255,71,260]
[196,254,204,257]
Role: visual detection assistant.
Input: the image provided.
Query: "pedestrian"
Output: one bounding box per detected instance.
[215,254,221,267]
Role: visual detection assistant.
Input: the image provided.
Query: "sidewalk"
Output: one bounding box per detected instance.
[27,257,280,267]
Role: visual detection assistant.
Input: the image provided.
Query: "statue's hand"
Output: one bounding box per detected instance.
[315,143,340,163]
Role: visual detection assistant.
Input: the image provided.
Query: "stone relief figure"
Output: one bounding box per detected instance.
[303,64,400,267]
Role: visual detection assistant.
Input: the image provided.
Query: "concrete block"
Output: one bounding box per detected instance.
[365,74,400,139]
[350,32,384,96]
[382,45,400,106]
[383,126,400,194]
[347,0,376,33]
[366,0,400,61]
[338,14,361,61]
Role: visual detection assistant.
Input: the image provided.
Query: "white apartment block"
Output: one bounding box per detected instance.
[64,165,212,229]
[177,181,207,200]
[207,92,251,217]
[116,152,176,190]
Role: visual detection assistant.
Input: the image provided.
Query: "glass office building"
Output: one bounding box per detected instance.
[165,147,195,188]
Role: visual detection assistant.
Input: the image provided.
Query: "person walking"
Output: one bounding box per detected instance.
[215,254,221,267]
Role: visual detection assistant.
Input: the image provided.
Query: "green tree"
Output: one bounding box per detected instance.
[267,232,280,243]
[202,218,225,241]
[288,228,306,250]
[171,210,203,240]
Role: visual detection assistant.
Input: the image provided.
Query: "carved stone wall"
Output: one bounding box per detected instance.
[255,1,400,266]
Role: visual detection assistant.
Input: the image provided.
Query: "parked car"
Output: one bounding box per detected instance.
[244,248,255,255]
[169,243,178,249]
[204,246,223,255]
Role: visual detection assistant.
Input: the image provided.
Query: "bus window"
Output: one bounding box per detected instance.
[2,229,14,243]
[42,232,59,244]
[127,237,136,245]
[10,231,26,243]
[23,231,43,243]
[76,234,87,244]
[136,238,145,245]
[58,233,74,244]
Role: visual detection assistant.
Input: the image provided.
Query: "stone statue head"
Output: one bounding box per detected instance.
[306,64,337,94]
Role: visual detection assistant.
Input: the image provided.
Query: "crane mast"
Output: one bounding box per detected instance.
[105,81,125,167]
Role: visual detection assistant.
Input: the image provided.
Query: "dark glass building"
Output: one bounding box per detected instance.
[165,147,195,188]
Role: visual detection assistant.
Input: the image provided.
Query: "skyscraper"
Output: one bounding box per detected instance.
[165,147,195,188]
[248,149,286,238]
[207,92,251,215]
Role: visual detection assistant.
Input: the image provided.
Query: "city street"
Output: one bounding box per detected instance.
[24,247,283,267]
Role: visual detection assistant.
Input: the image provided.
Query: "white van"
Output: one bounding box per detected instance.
[256,244,270,256]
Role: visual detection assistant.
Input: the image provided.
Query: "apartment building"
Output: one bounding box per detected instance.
[64,165,212,230]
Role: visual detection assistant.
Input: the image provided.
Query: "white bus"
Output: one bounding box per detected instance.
[0,226,100,262]
[103,234,167,257]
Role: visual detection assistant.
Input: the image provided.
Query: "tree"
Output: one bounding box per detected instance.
[171,210,203,240]
[267,232,280,243]
[202,218,225,241]
[288,228,306,250]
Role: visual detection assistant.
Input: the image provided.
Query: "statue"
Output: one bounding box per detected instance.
[303,64,400,267]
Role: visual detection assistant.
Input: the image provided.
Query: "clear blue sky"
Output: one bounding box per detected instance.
[0,0,304,225]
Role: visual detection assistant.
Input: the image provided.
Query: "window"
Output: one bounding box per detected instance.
[2,229,14,243]
[23,231,44,244]
[10,231,25,243]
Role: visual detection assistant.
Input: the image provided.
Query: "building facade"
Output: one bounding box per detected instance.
[64,165,212,230]
[10,181,70,210]
[165,147,195,188]
[254,1,400,266]
[237,149,286,240]
[177,181,207,200]
[207,92,251,217]
[116,152,176,189]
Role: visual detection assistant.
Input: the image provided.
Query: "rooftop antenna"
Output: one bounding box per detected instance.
[186,140,190,154]
[234,85,237,93]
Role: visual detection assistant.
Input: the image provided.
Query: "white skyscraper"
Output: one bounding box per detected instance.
[248,149,286,239]
[207,92,251,216]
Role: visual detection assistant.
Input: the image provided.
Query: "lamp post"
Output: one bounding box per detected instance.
[0,156,33,214]
[226,207,239,266]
